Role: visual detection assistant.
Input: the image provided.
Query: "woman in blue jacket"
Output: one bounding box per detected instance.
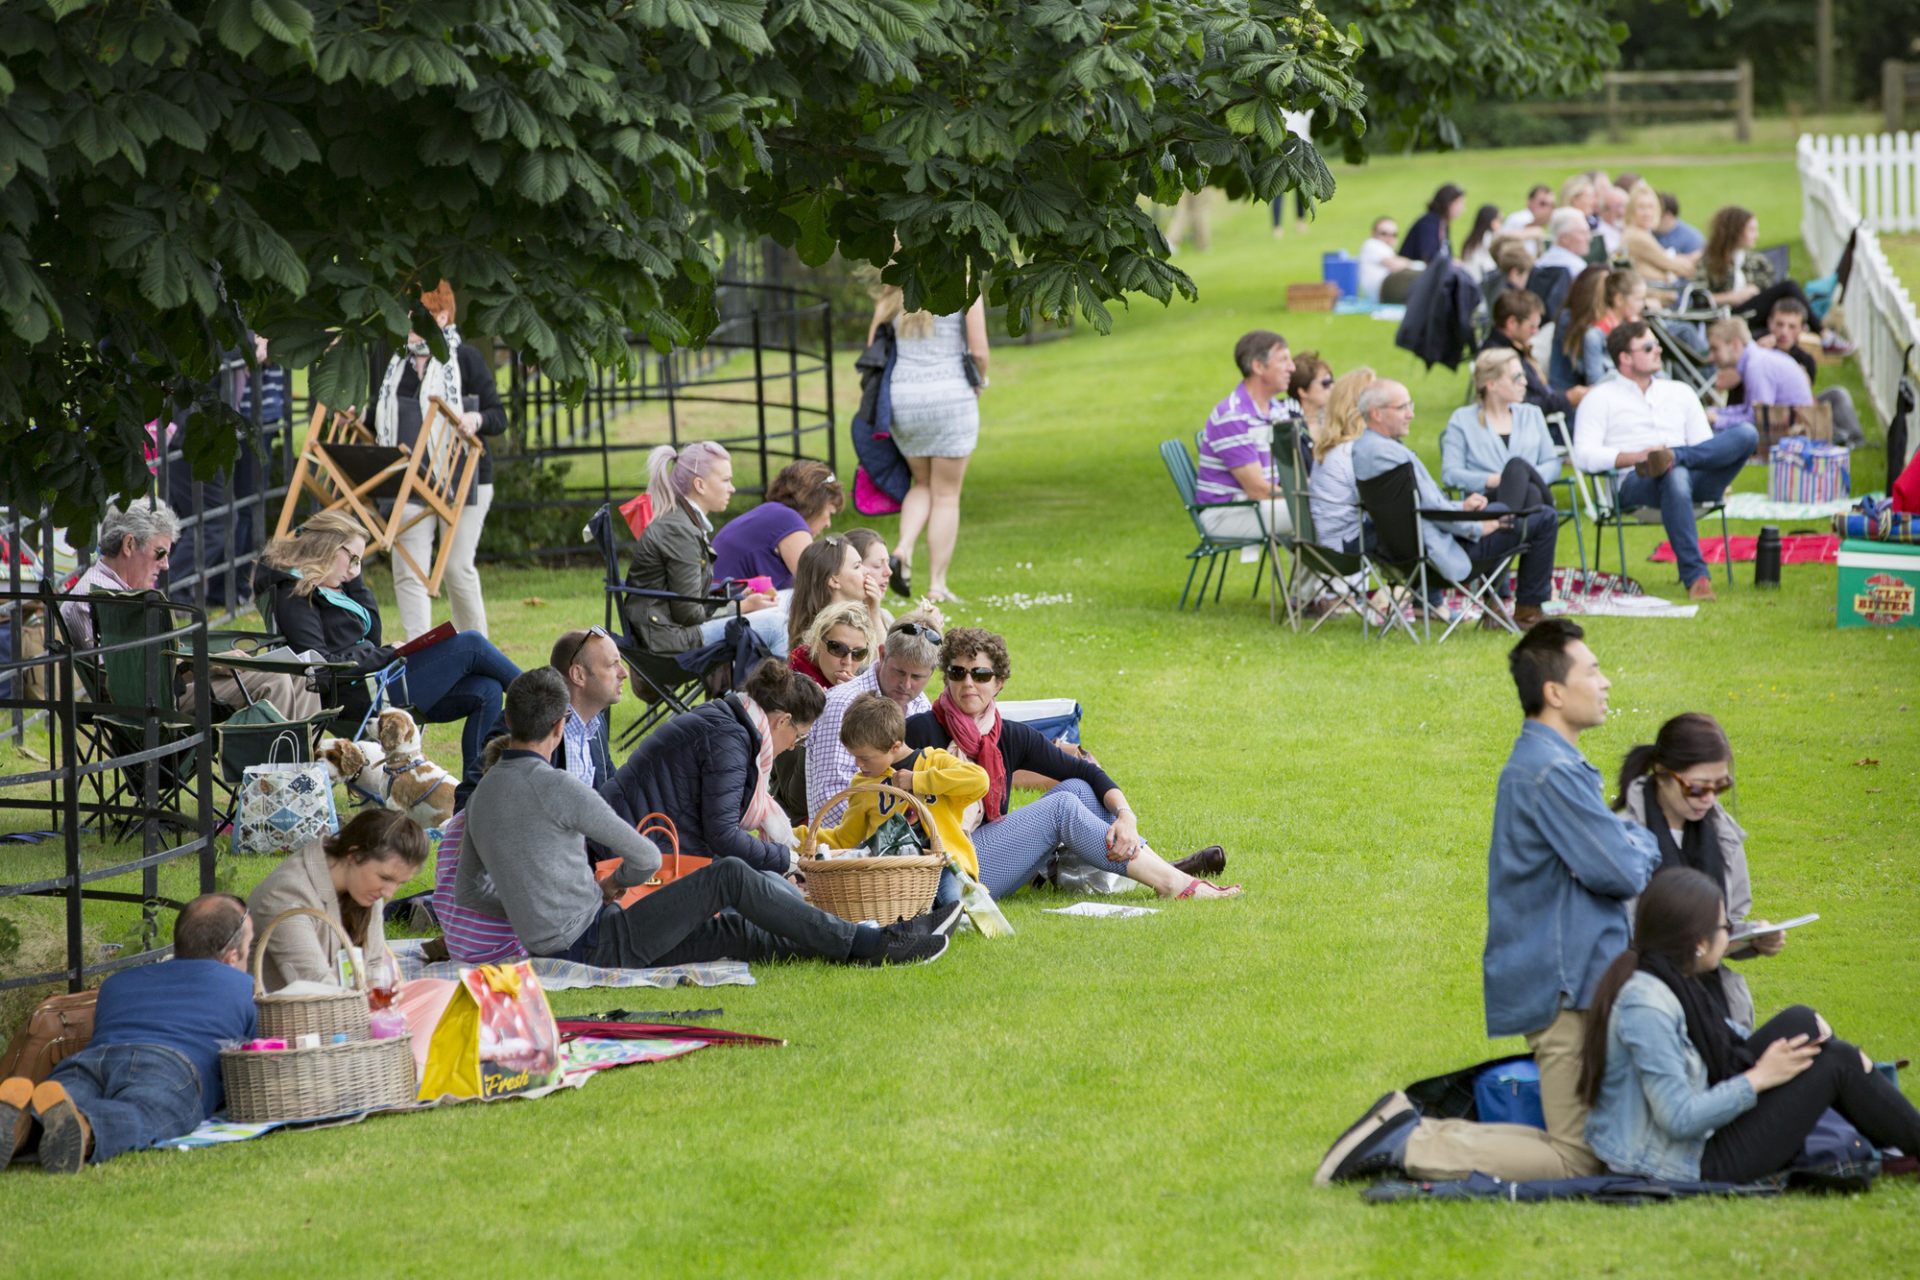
[1441,348,1560,518]
[1581,868,1920,1184]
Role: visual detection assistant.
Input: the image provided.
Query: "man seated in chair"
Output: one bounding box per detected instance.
[1705,316,1813,433]
[1571,322,1758,603]
[1193,330,1297,544]
[2,894,257,1174]
[1351,380,1557,629]
[1752,299,1865,448]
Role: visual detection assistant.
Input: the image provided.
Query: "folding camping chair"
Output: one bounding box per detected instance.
[1355,463,1531,644]
[250,582,406,741]
[1160,439,1279,612]
[1279,430,1375,635]
[275,399,483,597]
[584,504,742,751]
[1571,466,1735,589]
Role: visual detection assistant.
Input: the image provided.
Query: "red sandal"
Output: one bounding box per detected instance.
[1177,879,1241,900]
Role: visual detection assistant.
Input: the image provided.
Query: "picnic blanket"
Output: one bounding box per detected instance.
[1428,568,1697,619]
[387,937,754,991]
[1723,492,1863,521]
[1649,534,1840,565]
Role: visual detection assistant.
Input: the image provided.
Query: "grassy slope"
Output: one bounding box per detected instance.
[4,137,1920,1274]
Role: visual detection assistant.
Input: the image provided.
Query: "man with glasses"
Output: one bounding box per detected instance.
[1352,379,1559,628]
[1499,183,1556,255]
[807,616,941,826]
[1319,620,1661,1186]
[1571,321,1759,602]
[4,895,258,1173]
[1358,216,1419,303]
[58,500,181,648]
[549,626,625,790]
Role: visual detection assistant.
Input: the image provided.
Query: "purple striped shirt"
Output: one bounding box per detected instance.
[432,812,527,964]
[1197,386,1292,505]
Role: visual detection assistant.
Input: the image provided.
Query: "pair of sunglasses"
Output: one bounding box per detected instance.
[889,621,943,646]
[945,664,997,684]
[1657,766,1733,799]
[824,638,870,661]
[561,625,612,671]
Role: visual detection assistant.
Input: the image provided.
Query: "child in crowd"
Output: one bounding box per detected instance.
[802,693,987,916]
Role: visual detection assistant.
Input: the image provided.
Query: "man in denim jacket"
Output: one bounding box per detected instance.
[1318,620,1662,1185]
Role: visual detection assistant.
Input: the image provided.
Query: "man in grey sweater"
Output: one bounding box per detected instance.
[459,668,948,968]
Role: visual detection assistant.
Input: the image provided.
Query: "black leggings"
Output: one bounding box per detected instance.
[1490,457,1553,513]
[1733,280,1813,338]
[1700,1005,1920,1184]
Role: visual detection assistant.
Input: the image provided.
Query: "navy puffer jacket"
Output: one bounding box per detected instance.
[598,695,790,874]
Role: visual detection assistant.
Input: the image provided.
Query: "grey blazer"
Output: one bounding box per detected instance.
[624,504,723,653]
[247,838,390,993]
[1440,402,1563,495]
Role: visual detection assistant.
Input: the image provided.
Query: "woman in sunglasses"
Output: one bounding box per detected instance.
[1286,352,1335,443]
[1612,712,1780,1033]
[790,601,878,690]
[786,535,886,657]
[906,627,1238,902]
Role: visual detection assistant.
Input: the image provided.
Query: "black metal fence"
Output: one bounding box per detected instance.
[0,586,217,992]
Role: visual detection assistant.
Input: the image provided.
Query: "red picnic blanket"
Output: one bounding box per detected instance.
[1650,534,1839,565]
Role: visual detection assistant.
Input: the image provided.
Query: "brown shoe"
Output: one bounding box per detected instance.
[1512,604,1545,630]
[1635,446,1675,480]
[0,1077,34,1172]
[31,1080,91,1174]
[1171,845,1226,879]
[1687,577,1717,602]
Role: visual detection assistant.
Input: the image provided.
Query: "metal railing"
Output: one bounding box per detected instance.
[1799,133,1920,471]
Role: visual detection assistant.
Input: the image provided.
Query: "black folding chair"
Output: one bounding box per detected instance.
[584,504,741,751]
[1278,427,1375,634]
[1355,463,1531,644]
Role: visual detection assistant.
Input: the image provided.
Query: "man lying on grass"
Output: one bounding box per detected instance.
[459,668,949,969]
[3,894,257,1174]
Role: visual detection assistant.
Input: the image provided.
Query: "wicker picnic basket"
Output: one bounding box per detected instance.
[800,783,945,924]
[218,907,416,1122]
[251,908,371,1042]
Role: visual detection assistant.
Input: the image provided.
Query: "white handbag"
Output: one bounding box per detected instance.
[233,733,340,855]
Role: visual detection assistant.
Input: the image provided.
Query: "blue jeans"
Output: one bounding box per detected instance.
[699,606,789,658]
[1615,424,1757,586]
[48,1043,204,1163]
[401,631,522,784]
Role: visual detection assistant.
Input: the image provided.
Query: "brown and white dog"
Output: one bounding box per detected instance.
[318,736,386,797]
[372,708,457,828]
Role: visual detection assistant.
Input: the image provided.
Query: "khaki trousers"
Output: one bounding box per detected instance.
[176,651,324,722]
[1403,1007,1604,1181]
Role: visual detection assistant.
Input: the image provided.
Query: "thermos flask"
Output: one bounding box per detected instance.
[1754,525,1782,589]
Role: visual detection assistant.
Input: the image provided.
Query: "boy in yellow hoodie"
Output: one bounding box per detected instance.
[803,693,987,889]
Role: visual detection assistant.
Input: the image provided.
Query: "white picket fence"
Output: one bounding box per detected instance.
[1798,134,1920,471]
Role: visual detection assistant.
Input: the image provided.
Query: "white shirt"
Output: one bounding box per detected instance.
[1536,245,1588,279]
[1597,219,1625,256]
[1501,210,1543,257]
[1571,375,1711,474]
[1358,237,1397,301]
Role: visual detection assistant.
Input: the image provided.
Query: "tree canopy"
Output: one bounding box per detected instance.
[0,0,1367,528]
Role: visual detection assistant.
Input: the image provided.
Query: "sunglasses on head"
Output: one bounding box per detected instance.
[945,664,997,684]
[824,638,870,661]
[561,625,612,671]
[889,621,942,647]
[1657,766,1733,799]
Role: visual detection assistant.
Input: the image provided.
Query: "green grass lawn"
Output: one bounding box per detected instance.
[4,135,1919,1275]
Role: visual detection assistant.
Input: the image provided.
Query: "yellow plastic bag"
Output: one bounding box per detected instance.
[419,962,563,1101]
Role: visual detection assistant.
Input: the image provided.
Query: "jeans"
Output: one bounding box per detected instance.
[48,1043,204,1163]
[577,856,856,967]
[970,778,1133,899]
[401,631,522,784]
[1615,423,1758,586]
[1701,1006,1920,1183]
[699,606,790,659]
[1464,509,1559,607]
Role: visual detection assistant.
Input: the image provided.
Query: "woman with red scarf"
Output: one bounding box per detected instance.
[905,628,1238,901]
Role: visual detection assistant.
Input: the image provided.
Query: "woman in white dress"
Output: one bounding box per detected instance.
[868,288,989,604]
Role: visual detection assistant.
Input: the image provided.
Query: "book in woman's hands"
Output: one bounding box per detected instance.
[1728,913,1819,944]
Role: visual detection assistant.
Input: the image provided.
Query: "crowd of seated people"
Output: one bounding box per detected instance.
[1313,621,1920,1189]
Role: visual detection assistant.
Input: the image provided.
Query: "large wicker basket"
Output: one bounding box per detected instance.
[800,783,945,924]
[217,906,415,1122]
[252,908,371,1043]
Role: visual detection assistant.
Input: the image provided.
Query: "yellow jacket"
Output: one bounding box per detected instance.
[804,747,989,878]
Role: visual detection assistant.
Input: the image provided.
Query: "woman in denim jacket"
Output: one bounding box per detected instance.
[1581,868,1920,1183]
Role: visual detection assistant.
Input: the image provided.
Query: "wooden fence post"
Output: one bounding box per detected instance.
[1888,60,1907,135]
[1604,76,1621,143]
[1734,58,1752,142]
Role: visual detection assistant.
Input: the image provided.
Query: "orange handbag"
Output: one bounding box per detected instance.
[594,812,709,908]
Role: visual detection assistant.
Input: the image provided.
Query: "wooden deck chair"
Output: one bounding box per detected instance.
[275,398,482,595]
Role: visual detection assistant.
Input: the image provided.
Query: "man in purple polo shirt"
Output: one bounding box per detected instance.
[1195,330,1297,542]
[1706,316,1811,431]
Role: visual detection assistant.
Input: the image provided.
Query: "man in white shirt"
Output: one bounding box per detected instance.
[1572,321,1758,601]
[1530,209,1592,319]
[1595,186,1628,257]
[1357,217,1417,302]
[1500,184,1555,255]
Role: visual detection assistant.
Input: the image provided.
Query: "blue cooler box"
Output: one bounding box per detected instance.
[1322,251,1358,300]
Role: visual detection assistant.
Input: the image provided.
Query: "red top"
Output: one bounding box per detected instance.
[788,645,829,688]
[1893,442,1920,515]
